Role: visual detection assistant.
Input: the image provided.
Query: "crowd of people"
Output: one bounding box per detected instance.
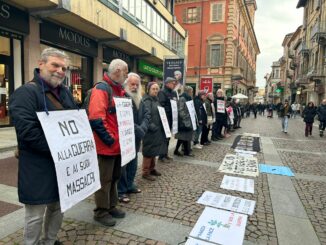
[8,47,326,244]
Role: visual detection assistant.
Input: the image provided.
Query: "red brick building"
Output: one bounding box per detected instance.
[175,0,260,98]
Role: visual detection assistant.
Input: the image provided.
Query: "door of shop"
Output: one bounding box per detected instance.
[0,55,12,126]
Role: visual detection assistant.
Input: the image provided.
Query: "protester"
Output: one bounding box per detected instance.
[226,98,234,135]
[117,73,150,203]
[158,77,178,162]
[200,93,213,145]
[141,82,167,180]
[88,59,128,226]
[174,86,194,156]
[234,99,242,128]
[317,99,326,137]
[303,101,317,137]
[9,48,76,244]
[193,90,207,148]
[212,89,227,141]
[279,100,292,133]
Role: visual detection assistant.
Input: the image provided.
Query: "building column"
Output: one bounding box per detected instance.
[93,43,103,82]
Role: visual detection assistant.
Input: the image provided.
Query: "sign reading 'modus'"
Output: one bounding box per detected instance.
[37,109,101,212]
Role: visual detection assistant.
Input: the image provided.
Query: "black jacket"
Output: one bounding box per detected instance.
[194,96,207,125]
[317,104,326,122]
[158,86,178,128]
[214,96,227,122]
[9,69,77,205]
[141,94,167,157]
[303,106,317,123]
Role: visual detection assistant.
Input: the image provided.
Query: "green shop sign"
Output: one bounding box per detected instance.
[138,60,163,78]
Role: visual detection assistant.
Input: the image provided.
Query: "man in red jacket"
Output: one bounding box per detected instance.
[88,59,128,226]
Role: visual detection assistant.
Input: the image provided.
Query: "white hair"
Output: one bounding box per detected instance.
[174,70,182,75]
[108,59,128,75]
[124,72,142,109]
[40,47,69,63]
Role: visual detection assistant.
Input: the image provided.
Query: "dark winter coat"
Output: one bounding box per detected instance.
[175,93,193,141]
[194,96,207,125]
[279,104,292,117]
[317,104,326,122]
[158,86,178,128]
[214,96,227,122]
[141,94,167,157]
[303,106,317,123]
[9,69,77,205]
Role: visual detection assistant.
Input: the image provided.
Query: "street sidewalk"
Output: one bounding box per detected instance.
[0,127,17,153]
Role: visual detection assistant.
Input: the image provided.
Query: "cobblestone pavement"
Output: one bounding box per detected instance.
[1,114,326,244]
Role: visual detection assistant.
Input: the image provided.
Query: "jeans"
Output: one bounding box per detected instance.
[193,124,203,144]
[281,116,289,132]
[24,202,63,245]
[118,153,138,195]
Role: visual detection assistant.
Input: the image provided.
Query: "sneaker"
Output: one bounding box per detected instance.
[193,144,202,149]
[109,207,126,218]
[94,214,116,226]
[150,169,161,176]
[142,174,156,181]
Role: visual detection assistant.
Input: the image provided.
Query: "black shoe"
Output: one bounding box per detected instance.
[54,241,63,245]
[94,214,116,226]
[211,137,218,141]
[184,153,195,157]
[150,169,162,176]
[109,208,126,218]
[174,151,183,156]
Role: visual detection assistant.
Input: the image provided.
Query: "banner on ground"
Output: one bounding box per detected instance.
[259,164,294,177]
[114,97,136,166]
[200,77,213,93]
[197,191,256,215]
[219,154,259,177]
[186,100,197,131]
[216,99,225,113]
[158,106,172,138]
[163,58,185,85]
[231,135,261,152]
[37,109,100,212]
[185,237,215,245]
[220,175,255,194]
[170,99,178,135]
[189,207,247,245]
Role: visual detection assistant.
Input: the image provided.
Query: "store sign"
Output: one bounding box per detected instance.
[40,21,98,57]
[200,77,213,93]
[163,58,185,85]
[138,60,163,78]
[103,47,133,68]
[0,1,29,34]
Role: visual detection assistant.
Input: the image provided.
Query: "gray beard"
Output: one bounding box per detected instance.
[125,89,141,109]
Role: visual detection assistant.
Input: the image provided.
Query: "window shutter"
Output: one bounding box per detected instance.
[197,6,202,22]
[212,4,218,22]
[217,4,223,21]
[182,8,187,23]
[219,44,224,66]
[206,45,211,66]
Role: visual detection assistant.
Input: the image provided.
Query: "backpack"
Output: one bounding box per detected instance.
[83,81,113,115]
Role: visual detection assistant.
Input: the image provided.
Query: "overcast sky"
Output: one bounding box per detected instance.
[254,0,303,88]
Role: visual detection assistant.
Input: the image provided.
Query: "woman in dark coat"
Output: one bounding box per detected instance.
[174,86,194,156]
[141,82,167,181]
[303,101,317,137]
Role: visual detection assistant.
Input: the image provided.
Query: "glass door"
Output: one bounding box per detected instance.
[0,59,10,126]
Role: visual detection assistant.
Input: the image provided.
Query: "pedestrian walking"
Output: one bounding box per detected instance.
[303,101,317,137]
[157,77,178,162]
[9,48,77,244]
[279,100,292,133]
[317,99,326,137]
[117,73,150,203]
[88,59,128,226]
[141,82,167,180]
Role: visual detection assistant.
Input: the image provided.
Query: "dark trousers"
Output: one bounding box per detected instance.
[305,123,313,136]
[118,153,138,196]
[94,155,121,217]
[175,140,190,155]
[159,138,170,159]
[320,121,326,131]
[213,119,224,138]
[201,124,209,144]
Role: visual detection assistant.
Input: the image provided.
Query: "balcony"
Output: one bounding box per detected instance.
[288,50,294,59]
[231,67,244,81]
[300,42,310,55]
[295,77,309,86]
[286,70,294,79]
[307,67,325,81]
[290,59,298,70]
[311,21,326,44]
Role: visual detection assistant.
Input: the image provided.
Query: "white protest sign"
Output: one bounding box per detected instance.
[186,100,197,130]
[189,207,247,245]
[114,97,136,167]
[36,109,100,212]
[243,132,260,137]
[170,99,178,135]
[197,191,256,215]
[220,175,255,194]
[216,100,225,113]
[158,106,172,138]
[219,154,259,177]
[185,237,215,245]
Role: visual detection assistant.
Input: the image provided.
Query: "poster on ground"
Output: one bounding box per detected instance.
[231,135,261,152]
[197,191,256,215]
[158,106,172,138]
[114,97,136,166]
[163,58,185,86]
[200,77,213,93]
[218,154,259,177]
[37,109,101,212]
[186,100,197,131]
[216,100,225,113]
[220,175,255,194]
[189,207,247,245]
[185,237,216,245]
[170,99,178,135]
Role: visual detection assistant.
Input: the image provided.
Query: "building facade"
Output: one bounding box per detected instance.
[0,0,187,127]
[174,0,260,98]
